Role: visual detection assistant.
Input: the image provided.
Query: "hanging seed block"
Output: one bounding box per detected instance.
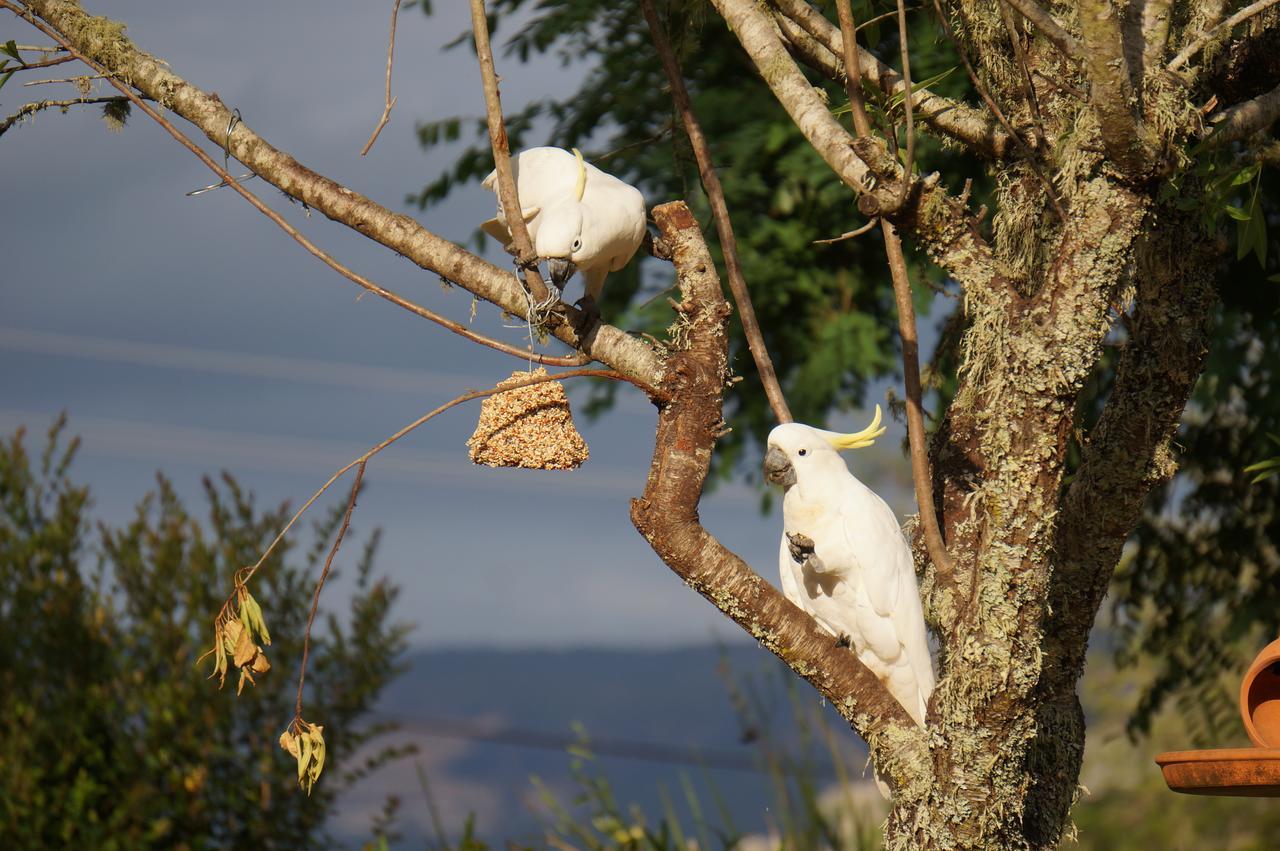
[467,368,589,470]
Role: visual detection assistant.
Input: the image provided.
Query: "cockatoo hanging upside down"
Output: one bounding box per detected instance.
[481,147,647,331]
[763,407,935,793]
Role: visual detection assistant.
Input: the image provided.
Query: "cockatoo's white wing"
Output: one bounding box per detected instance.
[481,147,578,245]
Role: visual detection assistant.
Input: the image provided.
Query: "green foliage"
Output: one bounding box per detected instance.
[413,0,981,480]
[0,416,412,849]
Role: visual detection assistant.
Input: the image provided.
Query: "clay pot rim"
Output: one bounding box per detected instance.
[1240,636,1280,749]
[1156,748,1280,766]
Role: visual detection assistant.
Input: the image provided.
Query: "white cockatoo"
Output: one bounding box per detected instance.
[763,406,935,736]
[481,146,647,327]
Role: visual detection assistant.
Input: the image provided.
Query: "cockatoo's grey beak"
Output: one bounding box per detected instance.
[763,447,795,489]
[548,258,577,288]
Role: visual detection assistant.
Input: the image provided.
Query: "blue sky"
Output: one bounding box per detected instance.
[1,0,916,649]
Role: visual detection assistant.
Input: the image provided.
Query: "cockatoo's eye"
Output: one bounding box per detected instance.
[798,449,807,457]
[572,238,582,252]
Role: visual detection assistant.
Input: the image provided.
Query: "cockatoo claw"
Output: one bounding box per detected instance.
[571,294,601,335]
[787,532,816,565]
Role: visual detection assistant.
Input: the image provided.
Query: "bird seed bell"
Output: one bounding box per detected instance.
[467,368,588,470]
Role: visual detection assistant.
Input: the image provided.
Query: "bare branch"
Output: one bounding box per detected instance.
[893,0,916,209]
[635,201,929,783]
[1000,0,1083,58]
[1206,79,1280,144]
[13,0,662,384]
[639,0,793,424]
[469,0,549,304]
[813,217,879,244]
[770,0,1014,158]
[296,460,366,720]
[998,0,1046,136]
[1077,0,1154,177]
[1168,0,1280,71]
[836,0,953,577]
[359,0,401,157]
[6,50,74,69]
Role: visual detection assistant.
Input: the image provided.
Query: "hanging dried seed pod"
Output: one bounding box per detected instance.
[467,368,589,470]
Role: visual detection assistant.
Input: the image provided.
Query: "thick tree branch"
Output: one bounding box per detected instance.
[639,0,792,424]
[1077,0,1154,177]
[714,0,1011,298]
[770,0,1014,159]
[1000,0,1083,58]
[1168,0,1280,72]
[633,201,928,789]
[1205,79,1280,143]
[14,0,658,383]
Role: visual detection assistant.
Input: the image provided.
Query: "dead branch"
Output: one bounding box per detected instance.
[296,460,366,720]
[359,0,401,157]
[837,0,954,577]
[892,0,916,210]
[813,217,879,244]
[634,201,928,785]
[469,0,549,304]
[12,0,659,381]
[1168,0,1280,71]
[639,0,793,424]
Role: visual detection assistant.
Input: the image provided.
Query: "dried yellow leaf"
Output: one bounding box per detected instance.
[279,729,299,759]
[250,648,270,674]
[232,625,256,668]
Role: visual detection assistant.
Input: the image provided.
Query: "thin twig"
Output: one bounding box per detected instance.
[893,0,916,209]
[468,0,549,304]
[0,94,133,136]
[1168,0,1280,71]
[12,11,584,367]
[22,72,107,85]
[640,0,793,424]
[232,368,644,595]
[360,0,401,156]
[813,217,880,244]
[295,459,365,719]
[8,51,74,70]
[12,43,62,52]
[837,0,954,577]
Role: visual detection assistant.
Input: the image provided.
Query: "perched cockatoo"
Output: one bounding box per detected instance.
[481,146,647,328]
[763,406,935,737]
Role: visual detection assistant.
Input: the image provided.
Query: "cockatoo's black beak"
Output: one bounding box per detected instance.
[548,258,577,288]
[763,447,795,489]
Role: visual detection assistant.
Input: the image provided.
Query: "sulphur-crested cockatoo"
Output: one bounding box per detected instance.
[481,146,647,327]
[763,406,935,735]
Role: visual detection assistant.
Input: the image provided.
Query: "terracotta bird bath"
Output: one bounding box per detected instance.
[1156,638,1280,796]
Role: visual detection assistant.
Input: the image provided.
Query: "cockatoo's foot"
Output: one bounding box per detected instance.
[836,633,853,649]
[786,532,816,565]
[571,294,601,335]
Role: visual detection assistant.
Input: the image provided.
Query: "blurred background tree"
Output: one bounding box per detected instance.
[414,0,1280,747]
[0,416,411,850]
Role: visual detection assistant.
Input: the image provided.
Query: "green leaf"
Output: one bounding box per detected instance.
[0,40,19,61]
[1224,204,1250,221]
[0,69,13,92]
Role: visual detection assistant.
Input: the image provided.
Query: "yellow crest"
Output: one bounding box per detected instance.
[822,405,886,450]
[572,148,587,202]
